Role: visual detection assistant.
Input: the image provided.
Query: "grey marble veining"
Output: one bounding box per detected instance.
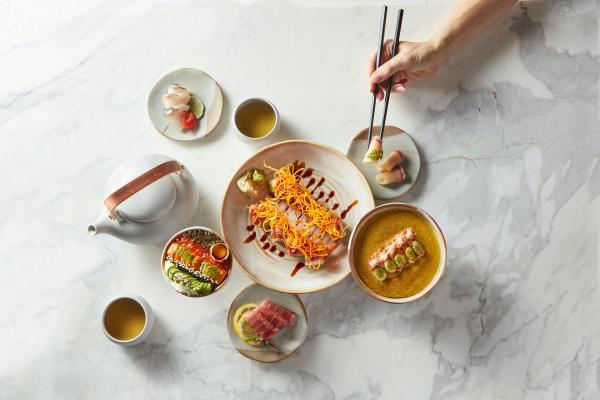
[0,0,598,399]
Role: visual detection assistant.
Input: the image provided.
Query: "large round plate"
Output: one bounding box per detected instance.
[346,125,421,200]
[227,283,308,362]
[148,68,223,141]
[220,140,374,293]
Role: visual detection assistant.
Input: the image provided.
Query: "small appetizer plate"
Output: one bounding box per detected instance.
[148,68,223,141]
[227,283,308,363]
[346,126,421,200]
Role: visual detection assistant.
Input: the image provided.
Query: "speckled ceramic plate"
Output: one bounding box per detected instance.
[148,68,223,141]
[346,125,421,200]
[220,140,374,294]
[227,283,308,362]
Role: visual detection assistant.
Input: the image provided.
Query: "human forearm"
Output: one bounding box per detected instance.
[431,0,518,61]
[368,0,519,92]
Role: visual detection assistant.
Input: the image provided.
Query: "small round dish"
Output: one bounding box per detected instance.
[160,226,232,297]
[233,98,281,143]
[148,68,224,141]
[346,125,421,200]
[348,203,446,304]
[227,283,308,363]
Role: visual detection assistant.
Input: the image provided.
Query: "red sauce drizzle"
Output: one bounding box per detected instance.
[301,168,314,179]
[332,203,340,210]
[341,200,359,219]
[246,225,255,232]
[278,251,285,257]
[306,178,316,188]
[310,177,326,195]
[262,242,270,250]
[316,191,324,200]
[259,233,268,242]
[269,245,277,252]
[291,262,305,277]
[243,231,256,243]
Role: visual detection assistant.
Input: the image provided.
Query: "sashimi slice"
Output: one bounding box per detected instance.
[163,104,190,131]
[162,92,191,108]
[244,307,278,340]
[260,299,296,327]
[243,299,297,341]
[168,84,189,96]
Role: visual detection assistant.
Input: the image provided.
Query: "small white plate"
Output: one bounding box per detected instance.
[148,68,223,141]
[346,125,421,200]
[227,283,308,363]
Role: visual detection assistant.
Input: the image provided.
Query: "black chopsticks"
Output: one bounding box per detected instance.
[367,8,405,148]
[366,5,388,147]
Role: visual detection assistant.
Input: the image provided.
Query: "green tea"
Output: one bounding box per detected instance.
[104,298,146,340]
[236,101,276,138]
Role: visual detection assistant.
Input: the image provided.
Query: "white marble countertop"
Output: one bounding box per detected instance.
[1,0,599,398]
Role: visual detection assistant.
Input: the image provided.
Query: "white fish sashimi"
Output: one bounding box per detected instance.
[168,84,190,96]
[163,104,190,131]
[162,92,191,108]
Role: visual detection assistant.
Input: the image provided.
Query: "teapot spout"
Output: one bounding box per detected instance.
[88,216,114,237]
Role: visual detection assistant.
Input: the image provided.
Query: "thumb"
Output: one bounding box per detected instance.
[369,54,412,84]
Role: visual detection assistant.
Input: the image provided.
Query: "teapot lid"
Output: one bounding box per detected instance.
[105,154,177,222]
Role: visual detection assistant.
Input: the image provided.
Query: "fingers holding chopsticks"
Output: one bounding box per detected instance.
[368,39,410,99]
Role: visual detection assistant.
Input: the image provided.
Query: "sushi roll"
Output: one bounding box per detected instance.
[363,137,383,163]
[375,167,406,186]
[163,104,190,131]
[378,149,404,172]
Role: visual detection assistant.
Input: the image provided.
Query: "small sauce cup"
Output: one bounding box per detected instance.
[210,242,230,262]
[233,98,280,143]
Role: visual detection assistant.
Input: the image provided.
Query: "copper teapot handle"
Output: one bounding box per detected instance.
[103,160,184,220]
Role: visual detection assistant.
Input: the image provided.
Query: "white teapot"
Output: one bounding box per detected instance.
[88,154,199,245]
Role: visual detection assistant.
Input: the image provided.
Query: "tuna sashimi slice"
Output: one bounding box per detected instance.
[260,299,296,327]
[244,308,277,340]
[243,299,297,341]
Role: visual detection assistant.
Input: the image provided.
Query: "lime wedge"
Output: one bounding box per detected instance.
[189,95,205,120]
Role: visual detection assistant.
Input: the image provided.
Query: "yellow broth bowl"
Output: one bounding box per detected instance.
[348,203,447,303]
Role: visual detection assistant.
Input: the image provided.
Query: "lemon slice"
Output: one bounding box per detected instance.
[233,303,261,346]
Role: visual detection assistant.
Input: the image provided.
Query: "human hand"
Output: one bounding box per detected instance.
[368,39,448,99]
